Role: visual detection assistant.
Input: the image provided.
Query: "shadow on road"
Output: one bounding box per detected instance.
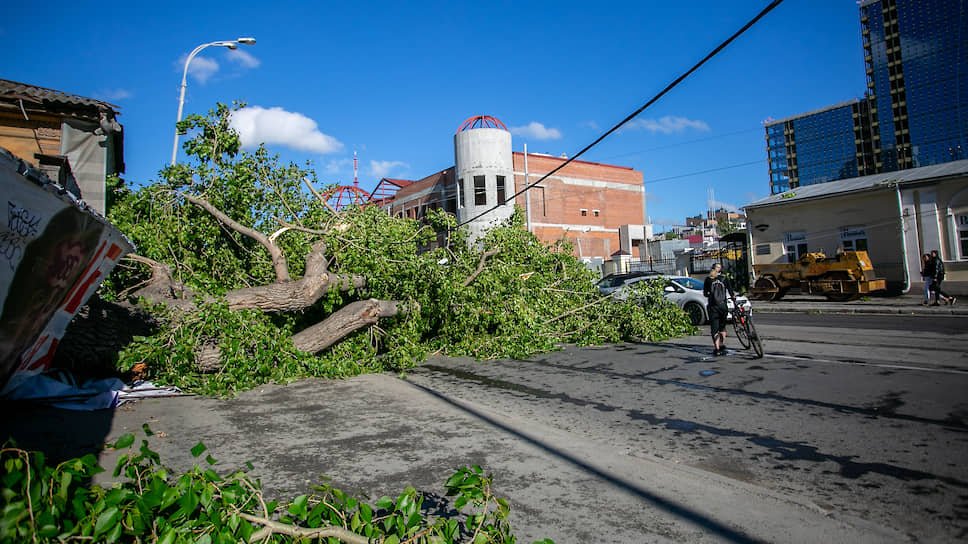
[407,382,766,544]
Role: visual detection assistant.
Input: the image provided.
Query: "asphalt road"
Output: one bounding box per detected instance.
[6,312,966,542]
[402,313,968,542]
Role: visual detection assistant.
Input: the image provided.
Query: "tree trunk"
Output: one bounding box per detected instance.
[224,273,364,312]
[291,299,410,353]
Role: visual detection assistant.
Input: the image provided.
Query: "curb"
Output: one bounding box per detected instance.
[756,305,968,316]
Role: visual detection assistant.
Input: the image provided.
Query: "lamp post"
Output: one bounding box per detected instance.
[171,37,256,165]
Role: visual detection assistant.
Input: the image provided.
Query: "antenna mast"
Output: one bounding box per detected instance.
[353,151,359,188]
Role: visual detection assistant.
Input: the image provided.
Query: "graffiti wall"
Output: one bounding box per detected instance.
[0,149,133,392]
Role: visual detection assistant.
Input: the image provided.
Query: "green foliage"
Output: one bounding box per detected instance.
[103,102,695,396]
[1,430,552,543]
[716,217,742,237]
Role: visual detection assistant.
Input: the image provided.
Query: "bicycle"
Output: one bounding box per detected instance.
[731,302,763,358]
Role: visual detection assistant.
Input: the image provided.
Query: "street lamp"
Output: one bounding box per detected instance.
[171,37,256,165]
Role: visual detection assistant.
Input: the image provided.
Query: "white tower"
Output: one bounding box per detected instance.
[454,115,515,243]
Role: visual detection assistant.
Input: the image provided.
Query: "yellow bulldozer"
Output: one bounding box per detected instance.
[751,250,887,302]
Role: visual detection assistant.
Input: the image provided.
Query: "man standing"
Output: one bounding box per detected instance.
[704,262,735,356]
[930,250,956,306]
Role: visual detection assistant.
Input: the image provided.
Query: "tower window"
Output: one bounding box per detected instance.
[593,209,600,217]
[496,175,506,205]
[580,209,588,217]
[474,175,486,206]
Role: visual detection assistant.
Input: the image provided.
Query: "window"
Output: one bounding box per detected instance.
[756,244,771,255]
[496,175,506,205]
[593,209,600,217]
[784,231,808,263]
[474,175,486,206]
[839,225,869,253]
[953,187,968,260]
[959,214,968,258]
[580,209,588,217]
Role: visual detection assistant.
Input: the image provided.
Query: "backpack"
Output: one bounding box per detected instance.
[710,278,728,307]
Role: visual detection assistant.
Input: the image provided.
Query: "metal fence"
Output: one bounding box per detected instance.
[626,253,750,290]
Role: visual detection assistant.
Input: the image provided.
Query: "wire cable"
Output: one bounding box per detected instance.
[456,0,785,229]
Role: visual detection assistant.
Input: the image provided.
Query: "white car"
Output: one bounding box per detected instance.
[595,271,662,296]
[612,275,753,326]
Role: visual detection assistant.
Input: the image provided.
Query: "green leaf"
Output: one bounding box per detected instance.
[190,442,207,458]
[375,496,393,510]
[205,454,218,466]
[113,433,135,449]
[142,423,155,436]
[93,506,120,537]
[360,503,372,524]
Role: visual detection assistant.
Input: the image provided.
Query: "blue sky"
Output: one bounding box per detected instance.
[3,0,867,226]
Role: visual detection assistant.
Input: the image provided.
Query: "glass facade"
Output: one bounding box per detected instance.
[768,0,967,193]
[766,102,873,194]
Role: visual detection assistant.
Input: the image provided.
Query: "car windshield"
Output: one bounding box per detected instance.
[597,275,628,288]
[671,277,704,291]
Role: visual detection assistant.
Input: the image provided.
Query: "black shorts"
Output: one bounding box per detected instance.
[708,305,728,335]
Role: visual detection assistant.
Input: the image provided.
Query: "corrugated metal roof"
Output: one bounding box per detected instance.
[746,159,968,209]
[0,78,119,112]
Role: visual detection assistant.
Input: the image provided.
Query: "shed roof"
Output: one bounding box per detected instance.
[0,78,120,120]
[745,159,968,210]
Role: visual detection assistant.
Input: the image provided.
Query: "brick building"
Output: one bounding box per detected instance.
[373,116,648,263]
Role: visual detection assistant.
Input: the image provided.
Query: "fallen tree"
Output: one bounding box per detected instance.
[87,103,693,396]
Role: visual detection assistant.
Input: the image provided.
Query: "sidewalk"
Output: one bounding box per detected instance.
[753,291,968,316]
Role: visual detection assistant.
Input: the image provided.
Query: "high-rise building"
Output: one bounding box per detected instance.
[765,0,967,194]
[861,0,967,171]
[765,100,876,194]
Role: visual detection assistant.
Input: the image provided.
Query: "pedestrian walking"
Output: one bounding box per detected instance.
[703,262,735,356]
[921,253,935,306]
[930,250,956,306]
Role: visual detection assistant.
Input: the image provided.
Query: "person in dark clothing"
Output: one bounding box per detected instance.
[703,262,736,356]
[920,253,935,306]
[930,250,956,306]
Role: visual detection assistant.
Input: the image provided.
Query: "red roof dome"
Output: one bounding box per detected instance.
[456,115,507,134]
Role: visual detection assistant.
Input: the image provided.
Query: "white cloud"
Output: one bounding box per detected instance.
[580,120,600,131]
[325,158,353,174]
[226,49,260,69]
[744,191,762,204]
[100,88,132,101]
[229,106,344,154]
[644,191,660,202]
[369,160,409,178]
[510,121,562,141]
[177,54,220,84]
[629,116,710,134]
[707,199,740,213]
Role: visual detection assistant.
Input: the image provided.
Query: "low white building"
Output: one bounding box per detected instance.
[744,160,968,294]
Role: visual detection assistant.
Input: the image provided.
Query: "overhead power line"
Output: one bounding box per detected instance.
[456,0,786,229]
[643,160,765,185]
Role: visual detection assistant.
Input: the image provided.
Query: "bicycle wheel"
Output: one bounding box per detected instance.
[748,319,764,358]
[733,316,751,349]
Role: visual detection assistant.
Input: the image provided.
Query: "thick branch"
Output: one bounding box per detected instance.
[182,192,290,281]
[462,249,501,288]
[291,299,411,353]
[238,512,370,544]
[126,254,201,311]
[223,241,364,312]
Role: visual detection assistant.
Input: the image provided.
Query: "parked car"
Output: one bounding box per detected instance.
[596,271,662,296]
[611,275,753,326]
